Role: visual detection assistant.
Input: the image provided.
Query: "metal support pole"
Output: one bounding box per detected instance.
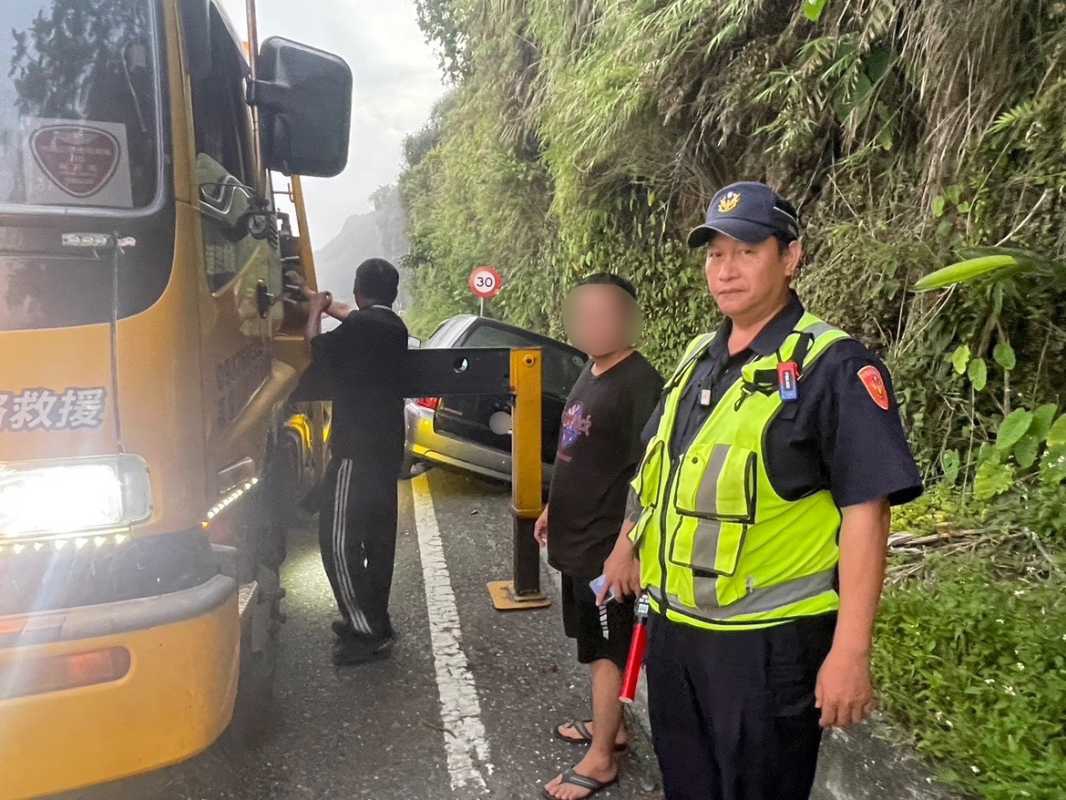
[290,176,318,291]
[244,0,265,195]
[487,347,550,611]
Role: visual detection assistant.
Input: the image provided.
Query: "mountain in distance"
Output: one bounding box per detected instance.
[312,183,410,312]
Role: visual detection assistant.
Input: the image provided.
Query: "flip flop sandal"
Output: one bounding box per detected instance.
[541,767,618,799]
[554,720,628,752]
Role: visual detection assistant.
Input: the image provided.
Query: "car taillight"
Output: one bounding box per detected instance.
[416,397,440,411]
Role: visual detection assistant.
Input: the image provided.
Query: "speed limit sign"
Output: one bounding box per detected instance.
[468,266,503,300]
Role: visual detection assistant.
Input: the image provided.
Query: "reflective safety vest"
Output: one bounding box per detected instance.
[630,312,850,631]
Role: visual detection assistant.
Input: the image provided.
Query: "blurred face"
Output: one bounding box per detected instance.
[564,284,639,358]
[704,233,801,323]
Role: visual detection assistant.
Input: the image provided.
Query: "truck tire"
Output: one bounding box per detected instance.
[226,443,289,750]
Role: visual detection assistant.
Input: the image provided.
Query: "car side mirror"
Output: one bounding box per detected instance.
[248,37,353,178]
[179,0,211,80]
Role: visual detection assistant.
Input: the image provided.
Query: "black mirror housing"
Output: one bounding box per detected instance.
[250,37,353,178]
[179,0,211,80]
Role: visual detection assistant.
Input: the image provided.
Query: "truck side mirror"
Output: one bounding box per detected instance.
[249,37,353,178]
[179,0,211,80]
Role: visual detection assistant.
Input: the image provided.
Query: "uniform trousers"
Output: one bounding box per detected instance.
[645,612,836,800]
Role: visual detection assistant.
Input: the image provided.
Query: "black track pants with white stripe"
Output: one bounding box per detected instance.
[318,456,398,639]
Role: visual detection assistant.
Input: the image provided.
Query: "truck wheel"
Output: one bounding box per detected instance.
[225,559,282,750]
[273,428,308,528]
[226,465,287,749]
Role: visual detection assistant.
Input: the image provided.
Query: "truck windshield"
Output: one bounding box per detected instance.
[0,0,161,212]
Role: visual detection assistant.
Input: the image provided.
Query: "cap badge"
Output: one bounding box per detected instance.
[717,191,741,214]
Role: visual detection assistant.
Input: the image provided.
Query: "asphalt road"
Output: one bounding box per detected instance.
[62,468,661,800]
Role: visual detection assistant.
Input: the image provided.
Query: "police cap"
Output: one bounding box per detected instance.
[687,181,800,248]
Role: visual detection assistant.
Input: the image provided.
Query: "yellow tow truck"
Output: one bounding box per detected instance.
[0,0,348,795]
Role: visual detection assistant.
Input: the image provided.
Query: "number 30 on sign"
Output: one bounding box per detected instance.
[468,266,503,300]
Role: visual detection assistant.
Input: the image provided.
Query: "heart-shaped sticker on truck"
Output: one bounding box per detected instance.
[30,124,121,198]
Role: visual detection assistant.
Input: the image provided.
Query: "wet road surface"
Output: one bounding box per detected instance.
[62,468,661,800]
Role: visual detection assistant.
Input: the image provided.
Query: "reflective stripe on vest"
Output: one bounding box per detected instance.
[631,313,850,631]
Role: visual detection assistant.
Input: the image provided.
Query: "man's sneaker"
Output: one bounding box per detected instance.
[331,618,353,639]
[332,633,395,666]
[332,619,398,641]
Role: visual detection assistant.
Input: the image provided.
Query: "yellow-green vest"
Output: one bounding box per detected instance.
[630,312,850,631]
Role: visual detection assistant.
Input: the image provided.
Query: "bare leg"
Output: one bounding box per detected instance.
[555,717,629,748]
[544,660,623,799]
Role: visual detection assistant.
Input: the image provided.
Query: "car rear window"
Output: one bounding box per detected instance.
[425,317,466,347]
[461,322,586,398]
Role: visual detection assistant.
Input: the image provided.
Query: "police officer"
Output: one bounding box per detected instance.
[600,182,923,800]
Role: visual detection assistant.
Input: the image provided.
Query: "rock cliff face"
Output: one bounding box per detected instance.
[314,184,410,312]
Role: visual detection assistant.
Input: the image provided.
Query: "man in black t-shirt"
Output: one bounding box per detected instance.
[537,274,663,800]
[304,259,408,666]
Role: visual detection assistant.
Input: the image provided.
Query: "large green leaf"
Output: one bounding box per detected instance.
[802,0,829,23]
[864,48,893,84]
[1041,443,1066,485]
[1031,404,1059,441]
[974,459,1014,501]
[1013,435,1041,469]
[941,449,961,485]
[967,357,987,391]
[996,409,1034,451]
[950,344,971,375]
[914,255,1020,291]
[993,342,1016,371]
[956,245,1044,267]
[1048,414,1066,448]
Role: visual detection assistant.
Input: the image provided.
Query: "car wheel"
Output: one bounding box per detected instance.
[398,452,430,480]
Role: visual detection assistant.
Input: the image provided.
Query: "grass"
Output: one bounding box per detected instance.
[874,539,1066,799]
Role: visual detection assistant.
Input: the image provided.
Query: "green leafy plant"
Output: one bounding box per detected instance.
[875,556,1066,800]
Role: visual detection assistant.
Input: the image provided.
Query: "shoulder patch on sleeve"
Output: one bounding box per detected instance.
[857,364,890,411]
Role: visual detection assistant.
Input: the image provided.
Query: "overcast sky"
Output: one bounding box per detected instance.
[220,0,446,248]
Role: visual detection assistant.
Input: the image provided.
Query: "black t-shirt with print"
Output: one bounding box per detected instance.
[547,351,663,577]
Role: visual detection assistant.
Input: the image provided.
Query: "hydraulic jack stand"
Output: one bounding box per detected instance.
[486,348,549,611]
[398,346,549,611]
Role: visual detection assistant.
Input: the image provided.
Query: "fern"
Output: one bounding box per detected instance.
[987,100,1037,136]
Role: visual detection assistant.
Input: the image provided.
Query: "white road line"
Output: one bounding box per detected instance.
[410,474,493,794]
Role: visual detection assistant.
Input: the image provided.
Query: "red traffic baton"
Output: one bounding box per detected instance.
[619,593,650,704]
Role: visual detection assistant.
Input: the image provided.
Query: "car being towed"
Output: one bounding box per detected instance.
[404,315,587,483]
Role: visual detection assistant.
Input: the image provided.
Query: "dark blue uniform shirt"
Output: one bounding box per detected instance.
[639,292,922,509]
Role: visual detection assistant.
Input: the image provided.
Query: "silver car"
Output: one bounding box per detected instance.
[404,315,587,483]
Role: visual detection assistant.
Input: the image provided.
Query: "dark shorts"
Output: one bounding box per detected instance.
[560,573,635,669]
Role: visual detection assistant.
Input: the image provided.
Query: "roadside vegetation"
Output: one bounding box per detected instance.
[398,2,1066,796]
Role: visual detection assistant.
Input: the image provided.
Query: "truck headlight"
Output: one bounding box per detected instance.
[0,455,152,538]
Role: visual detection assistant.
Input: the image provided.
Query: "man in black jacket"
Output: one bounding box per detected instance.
[304,258,408,665]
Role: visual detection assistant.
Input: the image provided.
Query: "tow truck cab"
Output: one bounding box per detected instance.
[0,1,349,796]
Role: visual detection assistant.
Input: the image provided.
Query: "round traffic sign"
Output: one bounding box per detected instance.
[468,266,503,300]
